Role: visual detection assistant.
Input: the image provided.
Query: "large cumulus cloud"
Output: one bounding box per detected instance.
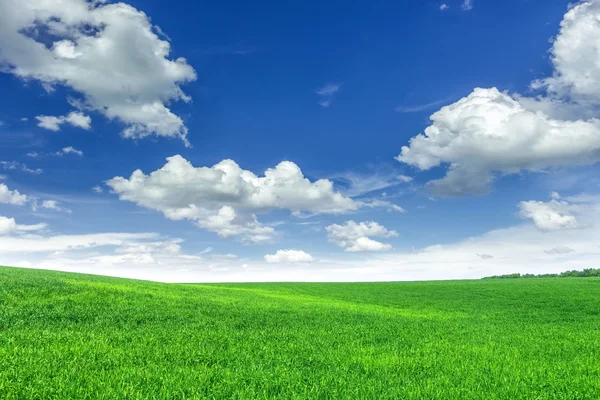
[0,0,196,145]
[397,0,600,196]
[107,156,400,243]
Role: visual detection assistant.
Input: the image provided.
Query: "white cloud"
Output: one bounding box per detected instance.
[362,199,406,213]
[60,147,84,156]
[196,206,275,244]
[0,231,158,254]
[106,155,386,242]
[462,0,473,11]
[0,0,196,145]
[211,253,237,260]
[440,4,449,11]
[5,218,599,283]
[92,186,103,193]
[6,190,600,282]
[1,161,43,174]
[532,0,600,108]
[35,116,62,132]
[332,171,402,197]
[397,1,600,197]
[198,247,213,255]
[565,193,600,204]
[107,155,359,214]
[346,237,394,252]
[85,253,159,265]
[264,249,313,264]
[115,239,182,255]
[397,88,600,196]
[0,183,28,206]
[316,83,341,107]
[519,195,582,232]
[0,217,21,235]
[26,147,84,158]
[326,220,398,252]
[0,215,46,236]
[36,112,91,131]
[0,175,6,180]
[544,245,574,255]
[41,200,72,214]
[396,98,451,113]
[64,112,92,129]
[0,229,237,282]
[397,175,413,183]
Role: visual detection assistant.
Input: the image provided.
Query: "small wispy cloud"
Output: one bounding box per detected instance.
[153,25,171,42]
[35,112,91,131]
[316,83,341,107]
[462,0,473,11]
[332,170,400,197]
[40,200,73,214]
[296,220,322,226]
[211,253,239,260]
[440,4,449,10]
[27,147,84,158]
[92,186,104,193]
[60,147,84,156]
[0,161,43,175]
[544,246,574,255]
[395,98,452,113]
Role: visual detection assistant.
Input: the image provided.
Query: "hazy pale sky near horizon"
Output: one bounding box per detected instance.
[1,0,600,282]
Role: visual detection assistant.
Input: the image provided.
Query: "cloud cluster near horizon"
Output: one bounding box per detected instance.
[105,155,403,243]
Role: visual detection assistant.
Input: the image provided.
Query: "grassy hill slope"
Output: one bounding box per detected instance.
[1,266,599,399]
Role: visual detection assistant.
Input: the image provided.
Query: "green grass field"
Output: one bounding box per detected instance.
[1,266,599,399]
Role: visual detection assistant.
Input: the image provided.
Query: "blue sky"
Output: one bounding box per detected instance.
[1,0,600,282]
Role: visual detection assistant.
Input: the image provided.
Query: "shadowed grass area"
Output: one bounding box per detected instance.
[1,266,599,399]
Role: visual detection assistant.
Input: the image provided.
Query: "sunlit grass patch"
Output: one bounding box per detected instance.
[1,266,599,399]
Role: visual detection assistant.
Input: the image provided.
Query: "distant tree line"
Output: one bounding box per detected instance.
[483,268,600,279]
